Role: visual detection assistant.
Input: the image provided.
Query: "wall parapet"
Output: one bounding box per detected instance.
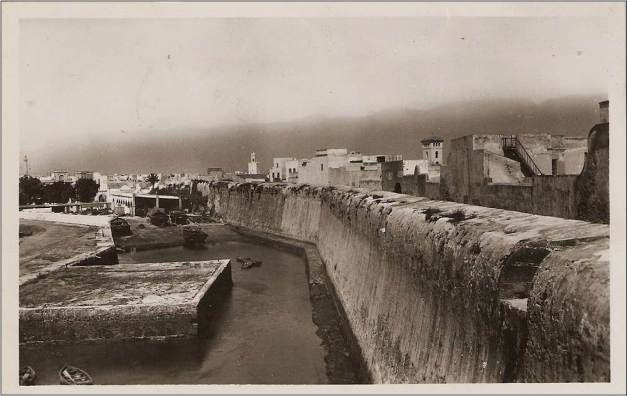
[206,181,609,383]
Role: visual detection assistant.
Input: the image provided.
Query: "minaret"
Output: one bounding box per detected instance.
[248,152,258,174]
[23,155,30,176]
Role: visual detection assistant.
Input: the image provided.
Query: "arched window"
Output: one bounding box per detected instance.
[435,151,439,158]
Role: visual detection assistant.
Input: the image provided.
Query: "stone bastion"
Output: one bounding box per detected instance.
[20,260,232,343]
[18,212,233,343]
[204,181,610,383]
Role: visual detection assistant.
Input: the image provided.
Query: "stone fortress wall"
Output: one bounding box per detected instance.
[204,181,609,383]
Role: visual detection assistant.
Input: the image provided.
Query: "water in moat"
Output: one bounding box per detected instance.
[19,229,331,384]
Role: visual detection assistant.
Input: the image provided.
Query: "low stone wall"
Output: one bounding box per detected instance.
[530,176,578,219]
[477,183,534,213]
[471,176,578,220]
[20,303,199,343]
[425,181,441,200]
[18,211,115,227]
[206,181,610,383]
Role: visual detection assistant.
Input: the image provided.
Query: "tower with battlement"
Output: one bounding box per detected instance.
[420,137,444,165]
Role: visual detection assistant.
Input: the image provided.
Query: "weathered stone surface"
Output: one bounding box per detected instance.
[575,123,609,223]
[523,238,609,382]
[206,181,609,383]
[19,260,232,343]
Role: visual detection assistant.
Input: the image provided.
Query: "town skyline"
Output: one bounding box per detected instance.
[20,93,606,175]
[20,16,609,174]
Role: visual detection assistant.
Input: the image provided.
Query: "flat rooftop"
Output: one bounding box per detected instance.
[20,260,228,308]
[20,260,232,343]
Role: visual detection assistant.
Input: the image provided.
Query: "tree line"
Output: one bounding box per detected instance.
[20,173,206,211]
[19,176,100,205]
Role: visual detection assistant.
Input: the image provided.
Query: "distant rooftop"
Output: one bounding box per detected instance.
[420,136,444,144]
[239,173,266,179]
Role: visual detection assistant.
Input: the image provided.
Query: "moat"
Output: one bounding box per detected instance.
[20,225,358,384]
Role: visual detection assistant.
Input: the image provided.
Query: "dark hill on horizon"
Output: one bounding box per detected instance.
[34,95,606,175]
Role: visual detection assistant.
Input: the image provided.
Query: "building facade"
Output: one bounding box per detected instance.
[77,171,94,180]
[297,148,349,186]
[247,152,259,175]
[270,157,297,182]
[206,167,226,182]
[421,137,444,165]
[285,159,299,183]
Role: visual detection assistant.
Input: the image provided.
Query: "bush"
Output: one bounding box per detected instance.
[148,208,169,227]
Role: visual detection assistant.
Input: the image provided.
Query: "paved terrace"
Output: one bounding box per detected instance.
[20,260,232,343]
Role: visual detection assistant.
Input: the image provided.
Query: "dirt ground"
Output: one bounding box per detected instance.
[19,220,99,278]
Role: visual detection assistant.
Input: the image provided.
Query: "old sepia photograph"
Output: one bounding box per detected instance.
[2,2,625,393]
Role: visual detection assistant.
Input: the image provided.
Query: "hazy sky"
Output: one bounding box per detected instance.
[20,17,609,160]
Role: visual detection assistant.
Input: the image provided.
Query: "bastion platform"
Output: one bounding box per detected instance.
[19,213,117,285]
[19,260,232,343]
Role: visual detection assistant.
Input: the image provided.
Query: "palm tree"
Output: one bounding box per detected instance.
[146,173,159,192]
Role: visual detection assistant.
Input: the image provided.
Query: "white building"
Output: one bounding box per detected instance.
[51,170,70,183]
[270,157,297,182]
[362,154,403,165]
[401,160,429,176]
[248,152,259,174]
[285,159,299,183]
[348,151,363,164]
[77,171,94,180]
[297,148,349,186]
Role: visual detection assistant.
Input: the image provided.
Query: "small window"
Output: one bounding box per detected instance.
[435,151,438,158]
[321,164,324,171]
